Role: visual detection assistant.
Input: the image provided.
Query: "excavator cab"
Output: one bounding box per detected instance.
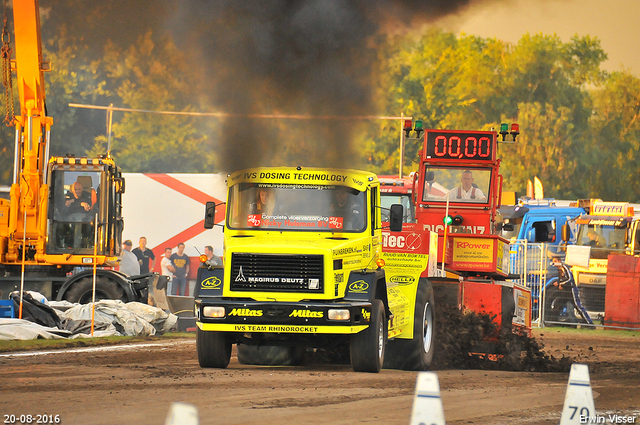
[46,157,125,259]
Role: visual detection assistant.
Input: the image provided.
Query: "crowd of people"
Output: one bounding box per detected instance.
[118,237,222,296]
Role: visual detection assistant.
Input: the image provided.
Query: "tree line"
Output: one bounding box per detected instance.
[0,20,638,202]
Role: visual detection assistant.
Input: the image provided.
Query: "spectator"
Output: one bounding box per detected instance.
[160,247,175,294]
[170,243,190,296]
[204,245,223,266]
[119,240,140,276]
[449,170,486,201]
[549,254,593,325]
[132,236,156,273]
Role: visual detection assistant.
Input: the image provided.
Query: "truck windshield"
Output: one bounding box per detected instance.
[48,170,102,253]
[575,224,626,259]
[227,183,366,232]
[381,193,414,223]
[422,166,491,204]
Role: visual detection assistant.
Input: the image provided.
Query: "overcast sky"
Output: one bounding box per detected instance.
[439,0,640,75]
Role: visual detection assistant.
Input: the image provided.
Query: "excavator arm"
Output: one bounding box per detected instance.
[3,0,53,263]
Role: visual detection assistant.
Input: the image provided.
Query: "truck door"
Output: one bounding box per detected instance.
[47,164,122,257]
[525,217,556,243]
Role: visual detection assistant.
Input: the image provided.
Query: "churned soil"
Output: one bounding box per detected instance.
[0,329,638,425]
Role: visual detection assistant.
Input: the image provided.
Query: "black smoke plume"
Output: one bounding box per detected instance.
[40,0,492,173]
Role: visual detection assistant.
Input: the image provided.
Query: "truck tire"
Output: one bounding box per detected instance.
[236,344,304,366]
[384,278,435,370]
[196,328,231,368]
[544,287,581,326]
[64,277,125,304]
[350,299,386,373]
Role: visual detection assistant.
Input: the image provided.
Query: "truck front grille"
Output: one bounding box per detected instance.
[230,253,324,293]
[579,285,606,313]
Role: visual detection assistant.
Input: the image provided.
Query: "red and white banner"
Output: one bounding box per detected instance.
[122,173,227,277]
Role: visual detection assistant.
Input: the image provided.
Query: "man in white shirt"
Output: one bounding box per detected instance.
[119,240,140,276]
[160,247,175,294]
[449,170,486,201]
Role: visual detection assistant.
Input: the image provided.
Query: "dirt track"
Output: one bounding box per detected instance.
[1,330,639,425]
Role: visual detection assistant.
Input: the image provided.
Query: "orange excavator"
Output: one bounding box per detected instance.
[0,0,149,306]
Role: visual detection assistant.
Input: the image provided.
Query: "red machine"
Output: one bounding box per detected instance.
[405,124,531,338]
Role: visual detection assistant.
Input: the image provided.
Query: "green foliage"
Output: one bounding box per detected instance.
[587,70,640,202]
[365,29,624,201]
[98,33,216,173]
[2,16,638,203]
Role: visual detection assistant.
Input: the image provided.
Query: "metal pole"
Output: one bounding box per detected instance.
[91,212,98,337]
[399,112,405,178]
[43,128,50,184]
[12,127,20,184]
[106,103,113,155]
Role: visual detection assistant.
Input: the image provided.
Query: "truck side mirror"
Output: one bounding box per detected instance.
[526,227,536,243]
[561,223,571,242]
[114,177,125,194]
[389,204,403,232]
[204,201,224,229]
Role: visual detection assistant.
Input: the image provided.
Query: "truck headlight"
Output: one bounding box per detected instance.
[202,306,225,318]
[328,309,350,321]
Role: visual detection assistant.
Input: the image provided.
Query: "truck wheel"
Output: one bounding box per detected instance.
[196,328,231,368]
[384,278,435,371]
[350,299,386,373]
[65,277,125,304]
[237,344,304,366]
[544,287,580,326]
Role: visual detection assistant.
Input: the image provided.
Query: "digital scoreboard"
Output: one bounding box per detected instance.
[424,130,496,162]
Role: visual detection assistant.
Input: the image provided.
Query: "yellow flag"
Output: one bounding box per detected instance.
[526,179,533,198]
[534,176,544,199]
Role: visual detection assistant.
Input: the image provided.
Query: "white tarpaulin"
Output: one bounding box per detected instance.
[58,300,177,336]
[0,294,178,340]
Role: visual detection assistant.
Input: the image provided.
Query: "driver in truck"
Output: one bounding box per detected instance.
[330,186,364,230]
[449,170,487,201]
[64,182,93,217]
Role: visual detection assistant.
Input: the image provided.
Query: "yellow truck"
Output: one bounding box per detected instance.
[194,167,437,372]
[563,200,640,320]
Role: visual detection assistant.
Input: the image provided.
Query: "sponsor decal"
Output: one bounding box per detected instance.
[455,241,491,249]
[423,224,487,234]
[308,278,320,289]
[228,308,263,317]
[235,266,247,282]
[232,324,320,333]
[289,310,323,318]
[382,232,423,250]
[362,309,371,321]
[329,216,343,229]
[333,246,357,256]
[201,276,222,289]
[452,237,493,263]
[592,202,628,216]
[248,214,261,227]
[348,280,369,293]
[389,275,414,285]
[517,294,528,309]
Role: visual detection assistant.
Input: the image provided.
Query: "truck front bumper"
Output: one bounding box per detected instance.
[196,299,372,335]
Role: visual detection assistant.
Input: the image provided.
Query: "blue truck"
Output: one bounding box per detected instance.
[498,199,586,321]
